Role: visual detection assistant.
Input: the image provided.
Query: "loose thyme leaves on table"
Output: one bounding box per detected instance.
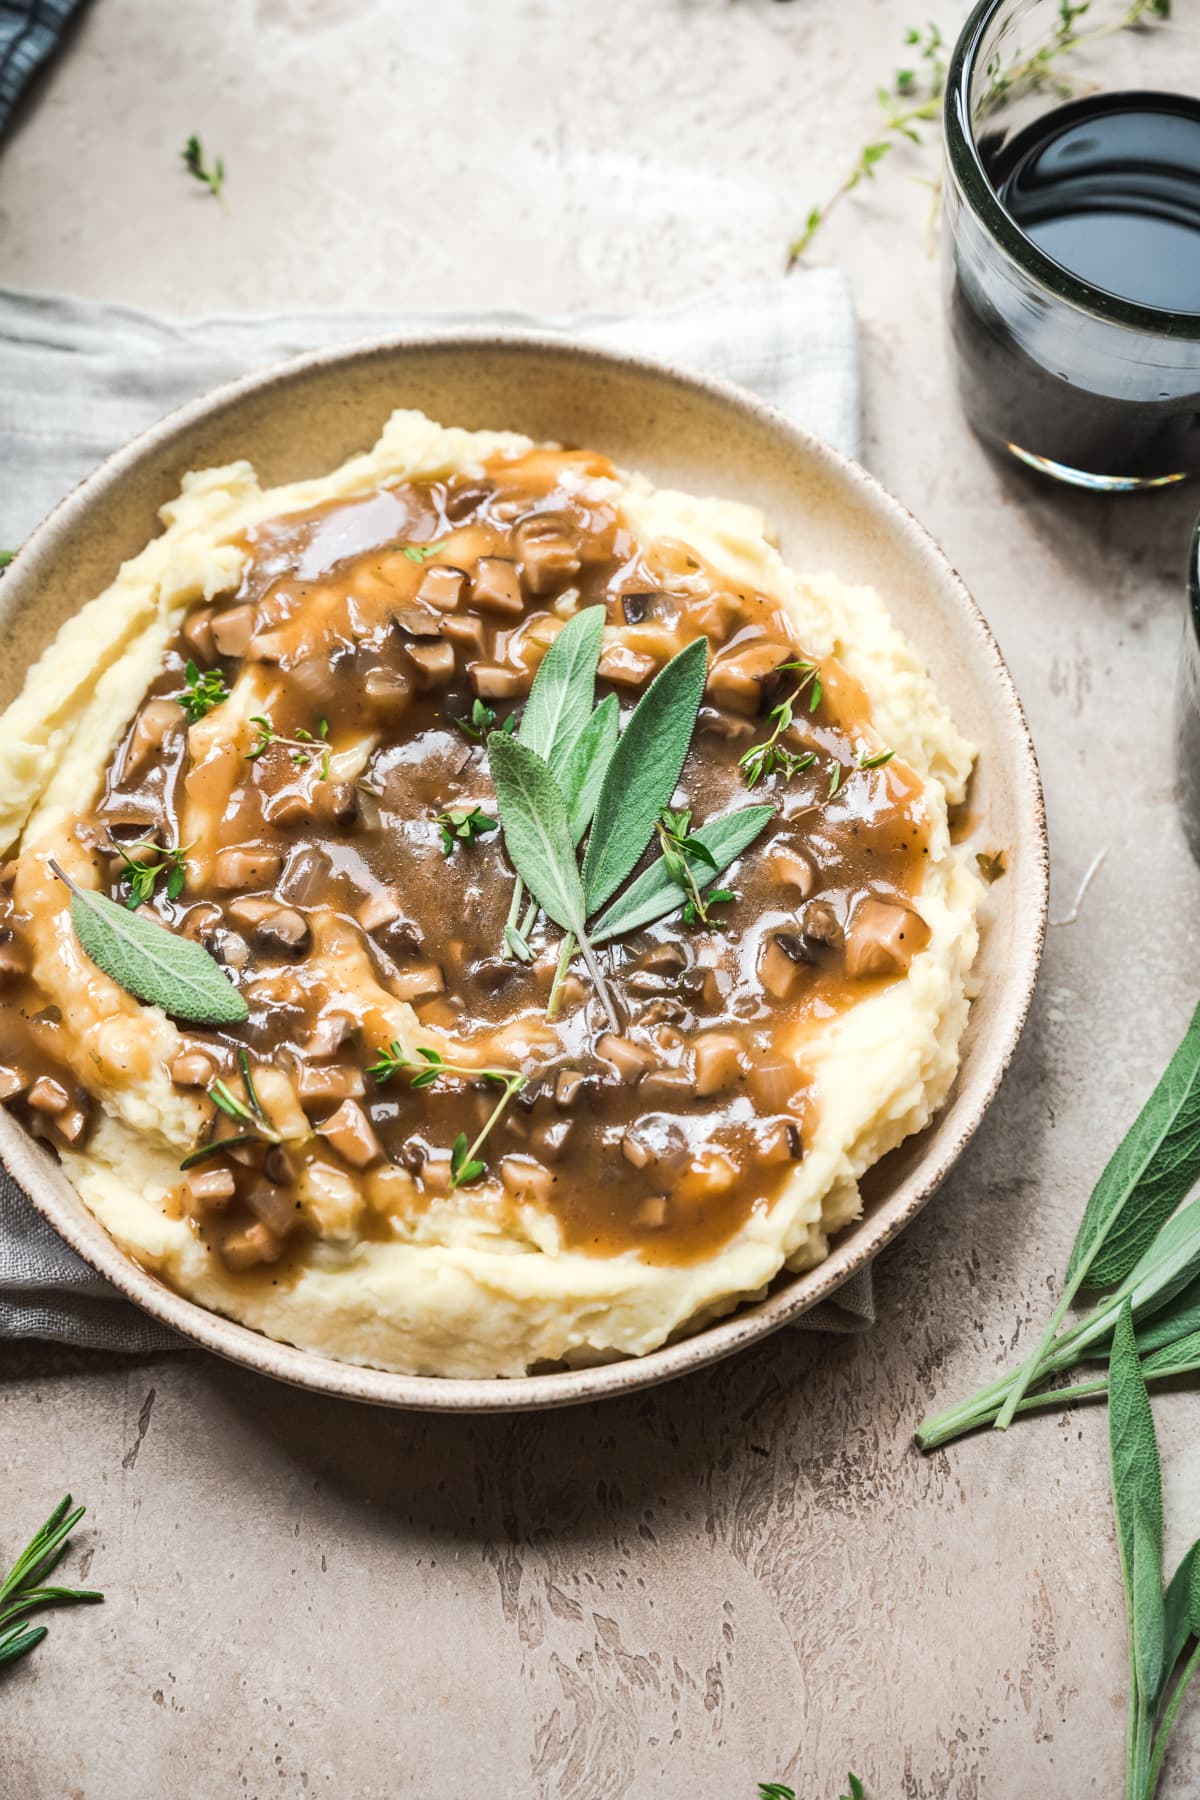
[784,4,1172,266]
[181,134,227,205]
[0,1496,103,1673]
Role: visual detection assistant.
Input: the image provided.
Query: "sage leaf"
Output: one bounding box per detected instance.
[1132,1503,1165,1709]
[1109,1302,1164,1591]
[1068,1001,1200,1291]
[519,605,605,778]
[1192,1536,1200,1637]
[591,805,774,943]
[1135,1273,1200,1357]
[53,863,248,1026]
[560,694,620,844]
[1059,1196,1200,1366]
[1160,1541,1199,1692]
[582,635,709,913]
[486,733,585,937]
[1141,1327,1200,1380]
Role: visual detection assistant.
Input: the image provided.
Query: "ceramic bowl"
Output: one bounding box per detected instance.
[0,334,1048,1410]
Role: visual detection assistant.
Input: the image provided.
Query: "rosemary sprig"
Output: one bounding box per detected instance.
[111,837,189,910]
[739,661,821,788]
[369,1042,525,1187]
[180,1051,281,1170]
[181,135,227,206]
[178,659,229,725]
[435,804,498,856]
[0,1496,103,1672]
[247,714,331,780]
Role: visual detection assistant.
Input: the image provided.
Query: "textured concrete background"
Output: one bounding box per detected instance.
[2,1,1200,1795]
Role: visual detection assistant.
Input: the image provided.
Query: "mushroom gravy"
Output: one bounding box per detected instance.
[0,446,932,1277]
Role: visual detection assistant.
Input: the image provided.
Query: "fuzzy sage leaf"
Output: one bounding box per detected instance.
[560,693,620,844]
[51,861,248,1026]
[591,805,773,943]
[582,635,708,913]
[1110,1303,1164,1613]
[486,736,585,935]
[1069,1001,1200,1291]
[1160,1541,1199,1696]
[519,604,605,779]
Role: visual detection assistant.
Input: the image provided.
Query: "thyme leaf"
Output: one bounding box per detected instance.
[369,1041,524,1187]
[181,135,227,206]
[247,714,331,780]
[178,659,229,725]
[435,804,498,857]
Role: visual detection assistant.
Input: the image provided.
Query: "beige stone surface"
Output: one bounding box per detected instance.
[2,1,1199,1795]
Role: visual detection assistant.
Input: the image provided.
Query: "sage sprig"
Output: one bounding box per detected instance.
[50,861,248,1027]
[1107,1304,1200,1800]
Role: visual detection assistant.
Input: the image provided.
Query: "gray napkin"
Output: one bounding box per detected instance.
[0,275,874,1352]
[0,0,88,138]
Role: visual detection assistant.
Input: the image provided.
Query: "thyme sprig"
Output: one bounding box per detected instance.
[455,698,517,743]
[787,3,1171,265]
[178,659,229,725]
[399,541,446,564]
[181,135,227,206]
[247,714,331,779]
[111,836,189,910]
[369,1042,525,1187]
[657,808,734,929]
[739,661,821,789]
[0,1496,103,1672]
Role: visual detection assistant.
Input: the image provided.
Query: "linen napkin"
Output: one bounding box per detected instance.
[0,0,87,138]
[0,274,874,1351]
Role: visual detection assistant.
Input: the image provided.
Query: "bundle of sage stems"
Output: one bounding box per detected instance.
[918,1002,1200,1797]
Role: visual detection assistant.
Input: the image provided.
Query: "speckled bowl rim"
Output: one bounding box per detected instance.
[0,330,1048,1411]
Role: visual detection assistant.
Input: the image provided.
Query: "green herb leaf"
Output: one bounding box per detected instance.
[1160,1541,1199,1693]
[52,862,248,1026]
[1132,1502,1165,1709]
[559,694,620,844]
[590,805,773,943]
[1109,1303,1164,1599]
[400,541,446,564]
[0,1496,103,1672]
[435,805,498,856]
[1067,1003,1200,1290]
[486,734,586,938]
[1141,1326,1200,1379]
[582,636,708,913]
[519,604,606,777]
[1133,1273,1200,1355]
[178,660,229,725]
[181,134,226,204]
[456,696,497,742]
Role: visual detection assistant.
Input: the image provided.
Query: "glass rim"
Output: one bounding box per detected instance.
[944,0,1200,341]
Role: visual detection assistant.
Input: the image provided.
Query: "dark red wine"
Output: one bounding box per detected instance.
[993,92,1200,310]
[948,91,1200,485]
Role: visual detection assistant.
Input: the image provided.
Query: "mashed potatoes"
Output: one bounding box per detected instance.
[0,412,980,1377]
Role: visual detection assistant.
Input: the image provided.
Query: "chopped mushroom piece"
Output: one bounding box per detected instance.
[532,1117,574,1162]
[170,1050,217,1088]
[800,900,843,948]
[186,1166,236,1207]
[598,643,656,688]
[769,848,815,896]
[759,932,814,1001]
[440,613,486,656]
[471,557,524,616]
[749,1118,804,1165]
[209,604,257,659]
[226,895,311,954]
[499,1155,554,1203]
[385,961,445,1002]
[554,1068,587,1108]
[693,1032,745,1097]
[0,936,28,983]
[638,941,687,977]
[317,1098,382,1168]
[356,888,408,933]
[403,639,456,690]
[125,698,183,777]
[26,1075,70,1115]
[706,642,792,716]
[620,590,679,629]
[221,1221,282,1271]
[633,1195,669,1229]
[844,898,931,980]
[749,1057,802,1112]
[639,1067,694,1101]
[0,1066,27,1101]
[696,705,755,745]
[303,1011,356,1057]
[363,667,412,717]
[391,605,444,639]
[212,847,284,892]
[514,514,583,595]
[469,663,526,700]
[295,1064,366,1107]
[181,607,216,663]
[621,1129,656,1170]
[43,1106,88,1147]
[417,565,467,611]
[596,1034,657,1085]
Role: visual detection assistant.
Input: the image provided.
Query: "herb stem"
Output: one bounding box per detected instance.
[576,929,621,1035]
[455,1073,525,1189]
[1144,1639,1200,1799]
[502,877,526,957]
[546,931,575,1021]
[992,1274,1084,1431]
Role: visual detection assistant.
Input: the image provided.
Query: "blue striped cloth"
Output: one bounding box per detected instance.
[0,0,87,137]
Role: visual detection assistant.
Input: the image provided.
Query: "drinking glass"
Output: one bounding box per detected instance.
[943,0,1200,490]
